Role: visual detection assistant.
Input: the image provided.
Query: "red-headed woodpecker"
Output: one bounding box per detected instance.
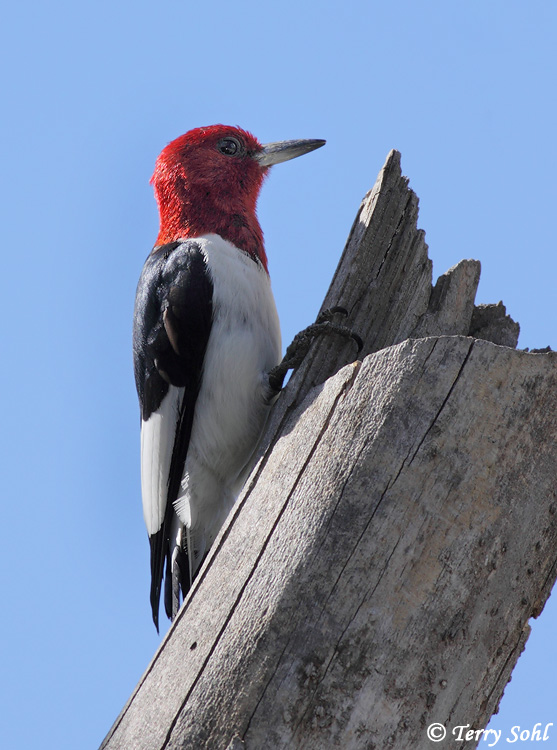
[133,125,331,630]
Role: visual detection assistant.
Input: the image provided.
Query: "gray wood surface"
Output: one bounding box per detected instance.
[101,152,555,750]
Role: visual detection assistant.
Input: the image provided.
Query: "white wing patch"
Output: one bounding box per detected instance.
[140,385,183,536]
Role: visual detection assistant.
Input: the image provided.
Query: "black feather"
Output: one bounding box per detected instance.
[133,240,213,628]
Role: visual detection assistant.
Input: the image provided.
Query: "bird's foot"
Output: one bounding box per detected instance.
[268,306,362,393]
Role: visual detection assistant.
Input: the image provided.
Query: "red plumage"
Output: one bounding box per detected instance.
[151,125,269,271]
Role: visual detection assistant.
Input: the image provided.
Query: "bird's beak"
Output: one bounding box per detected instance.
[254,138,326,167]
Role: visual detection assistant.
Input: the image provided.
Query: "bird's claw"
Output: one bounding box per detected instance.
[268,307,362,393]
[314,306,363,353]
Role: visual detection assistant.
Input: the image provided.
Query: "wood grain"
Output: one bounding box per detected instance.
[100,152,554,750]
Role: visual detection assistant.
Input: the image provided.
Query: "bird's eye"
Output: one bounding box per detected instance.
[217,137,242,157]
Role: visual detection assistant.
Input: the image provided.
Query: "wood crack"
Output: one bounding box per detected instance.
[408,339,475,465]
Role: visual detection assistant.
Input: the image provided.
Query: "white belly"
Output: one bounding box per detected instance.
[173,234,282,550]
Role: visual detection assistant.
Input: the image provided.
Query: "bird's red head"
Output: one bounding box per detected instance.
[151,125,326,273]
[152,125,269,268]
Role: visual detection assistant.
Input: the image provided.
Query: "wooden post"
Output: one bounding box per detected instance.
[101,152,556,750]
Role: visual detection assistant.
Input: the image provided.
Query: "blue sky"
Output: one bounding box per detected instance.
[1,2,556,747]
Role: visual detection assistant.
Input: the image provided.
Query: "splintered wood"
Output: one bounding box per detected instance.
[101,151,555,750]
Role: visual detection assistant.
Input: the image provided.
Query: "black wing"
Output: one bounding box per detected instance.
[132,240,213,629]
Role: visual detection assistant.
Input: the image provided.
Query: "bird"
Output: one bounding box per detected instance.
[133,124,359,630]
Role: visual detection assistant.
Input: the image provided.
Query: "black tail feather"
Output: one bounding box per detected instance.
[162,526,193,623]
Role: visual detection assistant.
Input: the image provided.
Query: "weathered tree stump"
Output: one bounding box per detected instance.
[101,152,556,750]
